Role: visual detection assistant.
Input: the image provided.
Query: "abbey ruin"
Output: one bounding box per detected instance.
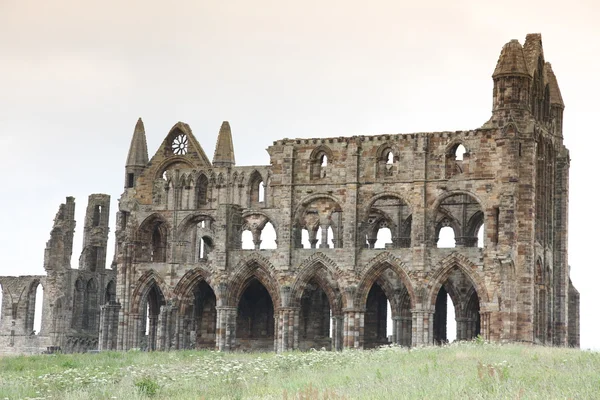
[0,34,579,354]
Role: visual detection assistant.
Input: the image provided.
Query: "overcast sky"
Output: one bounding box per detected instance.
[1,0,598,349]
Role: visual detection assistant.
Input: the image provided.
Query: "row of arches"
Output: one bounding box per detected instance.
[309,142,469,181]
[129,254,486,351]
[135,191,487,264]
[154,169,268,211]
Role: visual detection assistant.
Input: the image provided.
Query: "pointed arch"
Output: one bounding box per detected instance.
[290,260,342,315]
[248,170,265,207]
[356,252,416,310]
[172,267,215,311]
[426,252,489,307]
[227,255,281,308]
[130,270,170,313]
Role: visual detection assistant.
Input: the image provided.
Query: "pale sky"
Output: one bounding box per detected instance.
[1,0,598,349]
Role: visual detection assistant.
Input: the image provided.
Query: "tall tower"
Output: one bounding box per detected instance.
[490,39,532,127]
[125,118,149,188]
[79,194,111,272]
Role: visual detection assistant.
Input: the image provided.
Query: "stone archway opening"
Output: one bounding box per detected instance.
[141,284,165,351]
[236,278,274,351]
[432,266,481,344]
[183,280,217,349]
[299,278,332,350]
[364,282,390,349]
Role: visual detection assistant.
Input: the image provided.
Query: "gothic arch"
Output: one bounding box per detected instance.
[290,261,342,314]
[175,212,214,240]
[365,192,415,215]
[130,270,170,313]
[426,252,489,307]
[153,157,196,180]
[241,210,278,230]
[227,254,281,308]
[172,267,215,312]
[355,252,416,310]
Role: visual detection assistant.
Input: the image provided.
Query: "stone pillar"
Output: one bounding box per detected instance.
[98,302,120,351]
[276,307,299,352]
[401,316,412,347]
[319,223,330,248]
[331,315,344,351]
[411,308,434,346]
[343,309,365,349]
[391,316,401,345]
[216,306,237,351]
[456,317,467,341]
[480,310,492,341]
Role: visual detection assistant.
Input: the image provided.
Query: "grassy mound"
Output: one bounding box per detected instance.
[1,341,598,399]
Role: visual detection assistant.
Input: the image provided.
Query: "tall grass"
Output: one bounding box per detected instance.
[0,341,598,399]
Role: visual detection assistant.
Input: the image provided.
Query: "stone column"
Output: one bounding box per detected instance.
[411,308,434,346]
[455,317,467,341]
[391,316,401,345]
[331,315,344,351]
[276,307,299,352]
[216,306,237,351]
[343,309,365,349]
[98,302,120,351]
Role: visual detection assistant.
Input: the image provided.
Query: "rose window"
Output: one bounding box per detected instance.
[171,134,188,155]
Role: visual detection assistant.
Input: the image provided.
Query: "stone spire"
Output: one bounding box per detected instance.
[492,39,530,78]
[544,63,564,107]
[126,118,149,167]
[212,121,236,167]
[124,118,149,188]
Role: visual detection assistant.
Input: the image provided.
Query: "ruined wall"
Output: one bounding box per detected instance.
[0,33,579,354]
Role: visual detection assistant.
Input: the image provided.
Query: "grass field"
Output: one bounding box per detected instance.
[0,341,598,399]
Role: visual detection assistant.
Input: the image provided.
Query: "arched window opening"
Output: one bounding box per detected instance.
[455,144,466,161]
[477,225,484,248]
[182,280,217,349]
[258,182,265,203]
[249,172,265,207]
[83,280,98,332]
[386,151,394,165]
[260,222,277,249]
[151,225,167,263]
[236,279,274,351]
[241,230,254,250]
[374,227,392,249]
[33,284,44,335]
[299,279,332,350]
[377,147,396,177]
[201,220,206,228]
[197,175,209,207]
[72,279,85,330]
[364,283,390,349]
[311,148,332,180]
[437,226,456,248]
[365,196,411,249]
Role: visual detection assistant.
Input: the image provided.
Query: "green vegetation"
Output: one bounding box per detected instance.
[0,342,598,399]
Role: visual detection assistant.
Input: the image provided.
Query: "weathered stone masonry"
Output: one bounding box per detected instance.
[0,33,579,354]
